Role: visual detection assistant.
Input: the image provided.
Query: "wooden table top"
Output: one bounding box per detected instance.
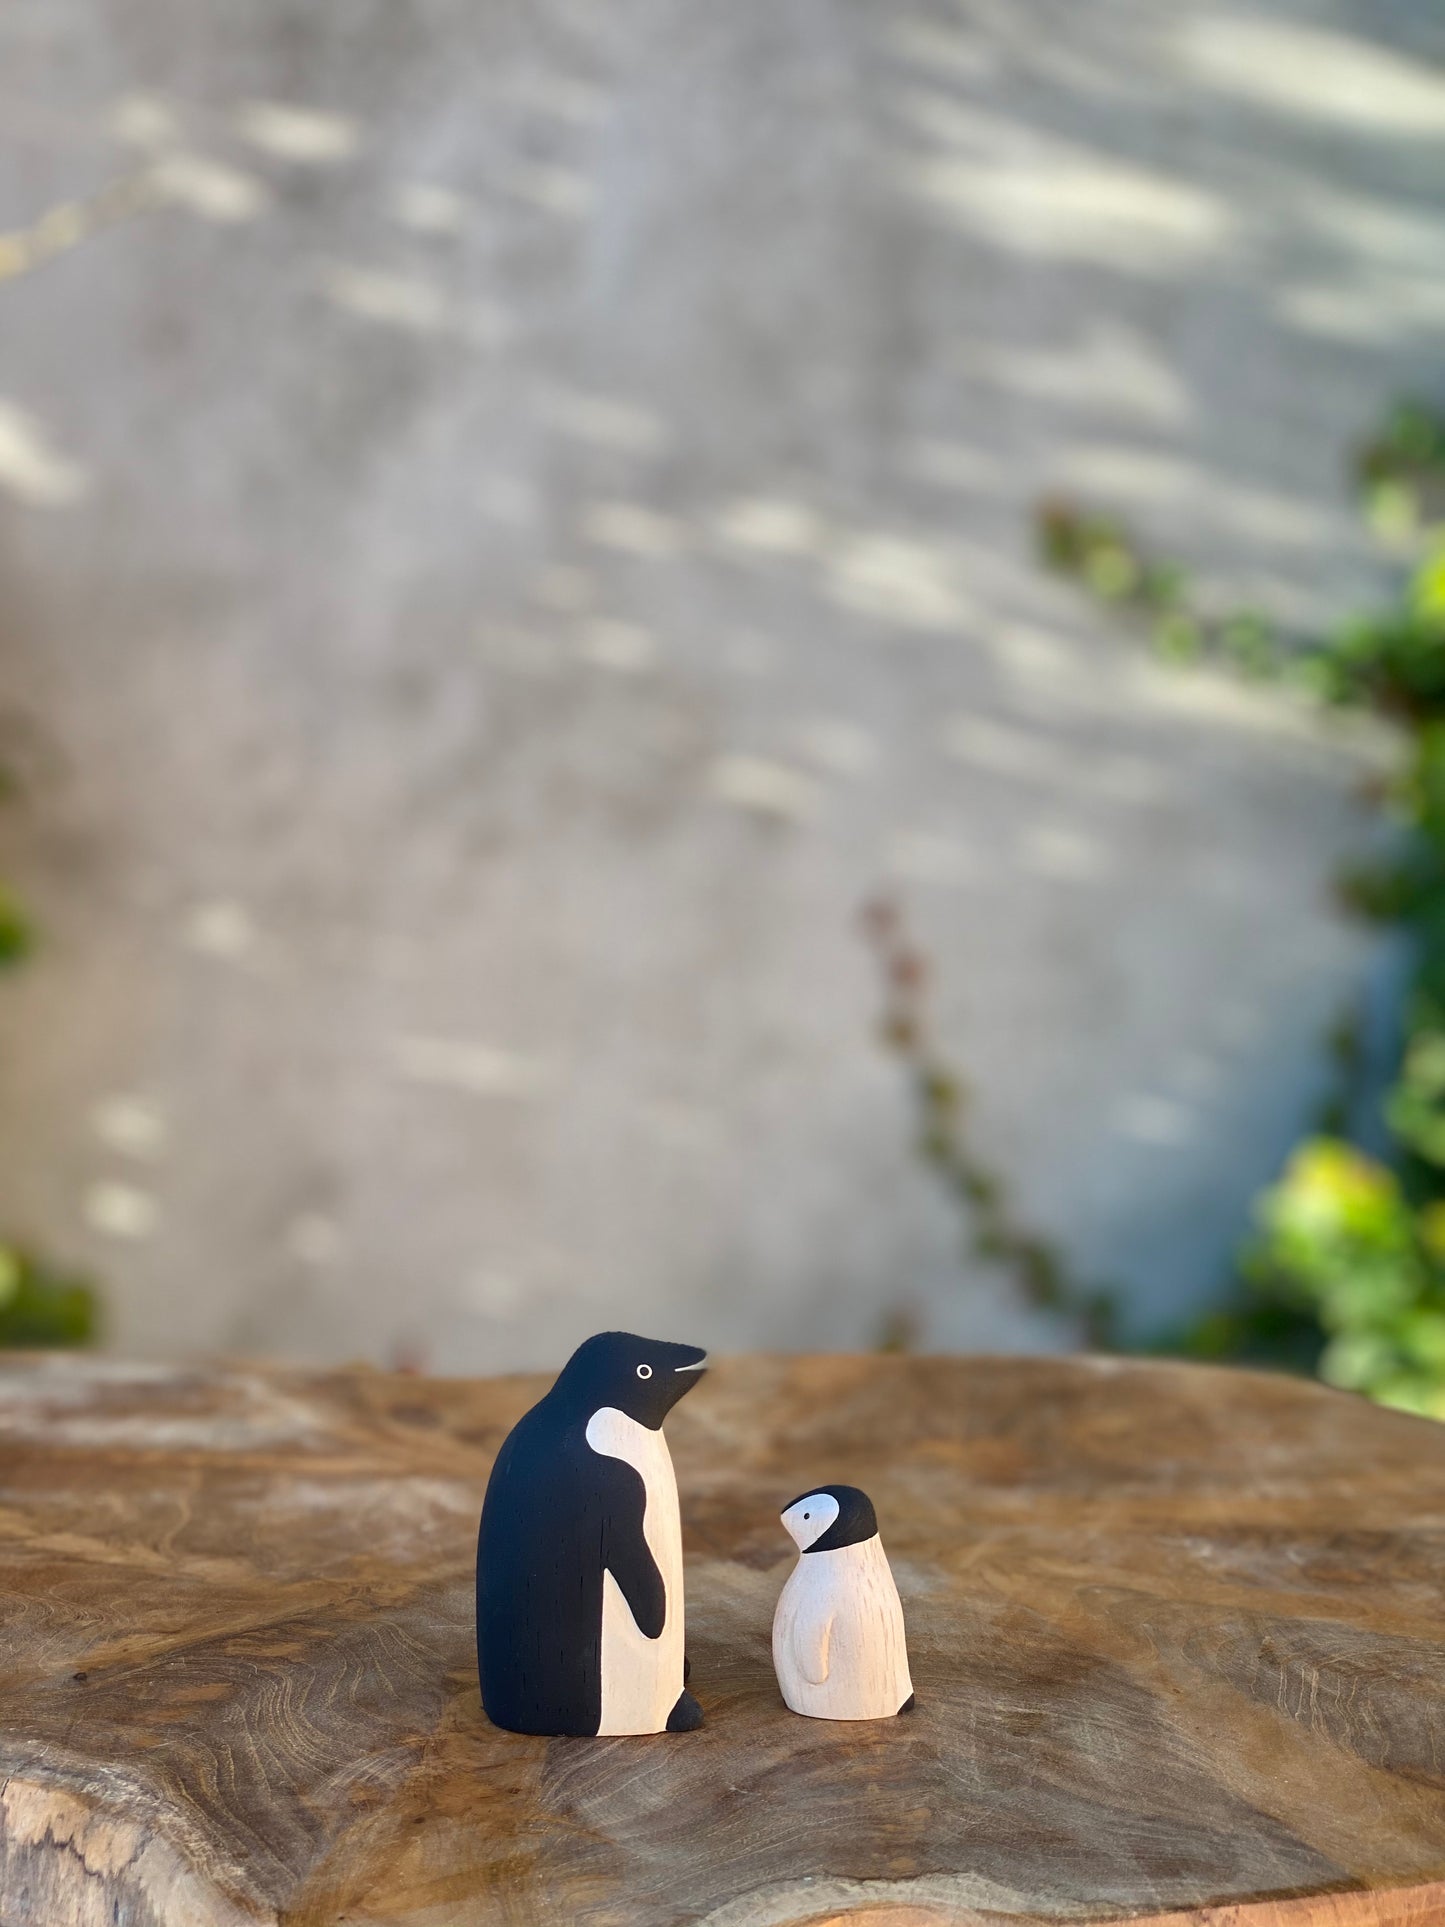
[1,1352,1443,1927]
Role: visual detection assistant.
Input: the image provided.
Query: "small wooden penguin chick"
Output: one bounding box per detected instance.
[772,1483,914,1721]
[476,1330,708,1737]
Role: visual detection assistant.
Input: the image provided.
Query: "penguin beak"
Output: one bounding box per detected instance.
[664,1347,707,1407]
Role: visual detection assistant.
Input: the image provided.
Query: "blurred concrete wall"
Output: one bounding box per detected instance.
[0,0,1441,1367]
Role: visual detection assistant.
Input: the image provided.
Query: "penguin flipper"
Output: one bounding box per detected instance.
[793,1612,833,1687]
[666,1689,704,1732]
[599,1461,666,1639]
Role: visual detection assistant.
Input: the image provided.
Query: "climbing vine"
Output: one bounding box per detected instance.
[1039,398,1445,1417]
[861,897,1119,1350]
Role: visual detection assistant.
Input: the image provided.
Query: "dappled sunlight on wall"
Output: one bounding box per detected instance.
[0,0,1437,1366]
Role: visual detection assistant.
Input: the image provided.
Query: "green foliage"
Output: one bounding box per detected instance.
[3,209,107,1351]
[1036,497,1286,678]
[1041,399,1445,1413]
[1357,400,1445,546]
[1037,496,1445,715]
[0,799,97,1348]
[1036,499,1189,617]
[1240,1141,1445,1419]
[0,883,33,967]
[0,1246,97,1347]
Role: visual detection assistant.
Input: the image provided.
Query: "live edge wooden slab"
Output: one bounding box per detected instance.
[2,1356,1445,1927]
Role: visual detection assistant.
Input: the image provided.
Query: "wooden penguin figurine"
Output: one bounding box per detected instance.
[476,1330,708,1736]
[772,1483,914,1721]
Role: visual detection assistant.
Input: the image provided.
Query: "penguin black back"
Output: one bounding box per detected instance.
[476,1331,707,1736]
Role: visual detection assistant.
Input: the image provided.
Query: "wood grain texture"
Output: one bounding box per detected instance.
[2,1353,1444,1926]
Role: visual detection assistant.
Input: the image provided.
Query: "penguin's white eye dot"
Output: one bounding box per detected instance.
[636,1363,653,1379]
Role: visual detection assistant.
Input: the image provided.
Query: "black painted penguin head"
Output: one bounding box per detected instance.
[553,1330,708,1430]
[780,1483,878,1553]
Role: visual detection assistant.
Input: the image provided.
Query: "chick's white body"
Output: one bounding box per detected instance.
[772,1533,912,1721]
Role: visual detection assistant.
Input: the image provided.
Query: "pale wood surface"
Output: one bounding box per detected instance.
[2,1353,1445,1927]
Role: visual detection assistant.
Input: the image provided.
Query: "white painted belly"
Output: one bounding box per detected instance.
[585,1405,685,1735]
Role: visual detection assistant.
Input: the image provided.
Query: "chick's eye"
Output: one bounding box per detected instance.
[803,1512,810,1520]
[636,1363,653,1379]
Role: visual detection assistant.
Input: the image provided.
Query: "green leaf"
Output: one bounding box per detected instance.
[0,887,32,968]
[0,1246,97,1348]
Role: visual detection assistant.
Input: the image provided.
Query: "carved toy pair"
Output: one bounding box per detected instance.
[476,1331,913,1736]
